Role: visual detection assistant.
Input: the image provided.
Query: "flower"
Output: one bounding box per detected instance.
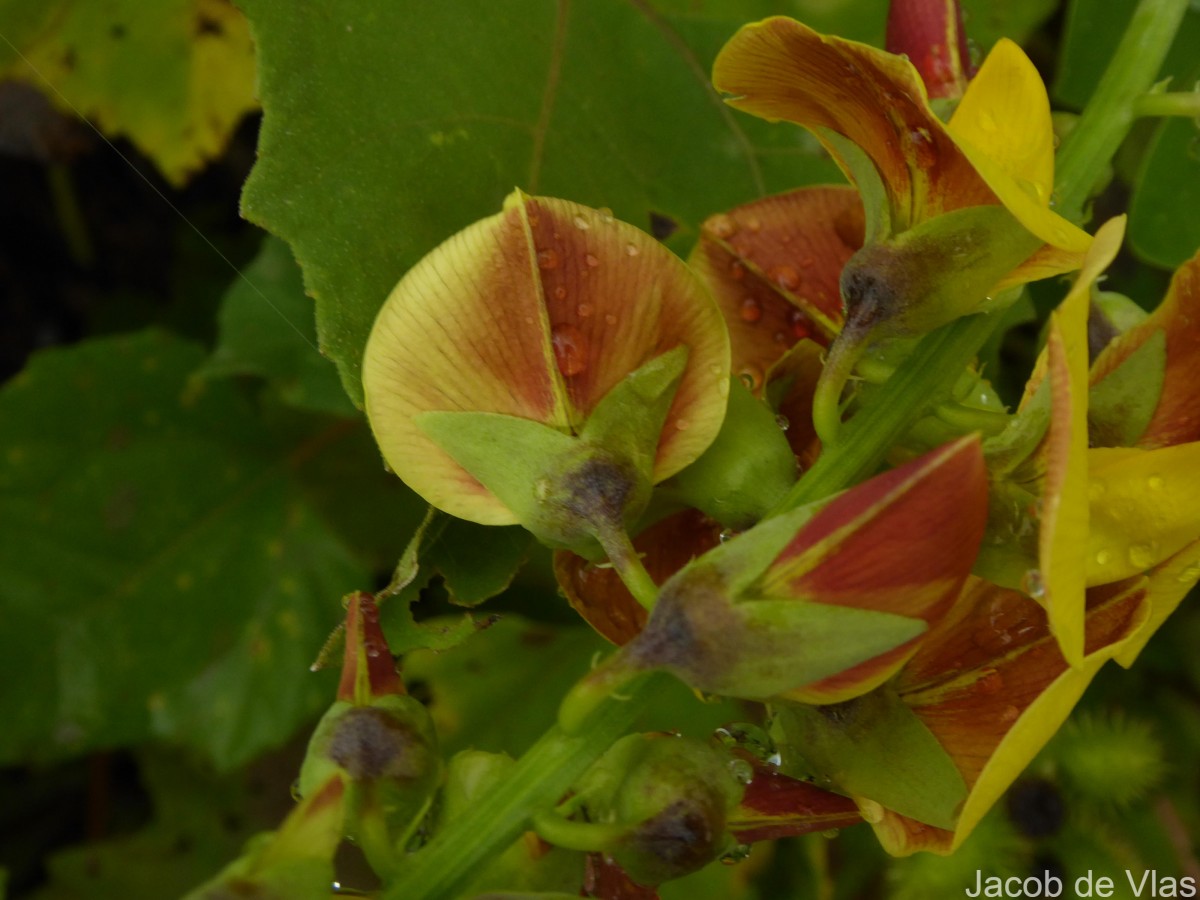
[709,19,1094,441]
[363,191,730,551]
[559,435,989,730]
[885,0,974,100]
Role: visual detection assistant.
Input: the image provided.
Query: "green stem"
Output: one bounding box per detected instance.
[1054,0,1190,221]
[1134,90,1200,118]
[384,673,669,899]
[594,522,659,611]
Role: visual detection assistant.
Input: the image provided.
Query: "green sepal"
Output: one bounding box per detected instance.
[1089,329,1165,447]
[417,348,687,553]
[771,688,968,830]
[659,375,797,528]
[624,585,927,700]
[983,376,1051,477]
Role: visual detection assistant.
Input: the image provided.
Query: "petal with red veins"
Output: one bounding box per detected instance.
[689,187,863,383]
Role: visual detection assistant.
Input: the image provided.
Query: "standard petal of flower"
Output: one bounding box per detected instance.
[874,578,1149,856]
[520,197,731,482]
[1091,250,1200,449]
[1026,217,1124,666]
[761,435,987,700]
[688,187,862,384]
[712,17,991,232]
[363,200,573,524]
[947,40,1090,257]
[1086,444,1200,585]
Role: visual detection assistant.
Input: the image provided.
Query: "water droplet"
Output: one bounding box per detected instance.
[1177,562,1200,584]
[977,668,1004,694]
[738,364,763,390]
[745,216,762,233]
[675,417,691,431]
[858,798,885,824]
[604,313,618,326]
[554,285,567,300]
[365,643,381,658]
[572,214,590,230]
[1095,549,1111,567]
[551,324,588,376]
[1088,481,1106,501]
[729,758,755,785]
[1148,474,1165,490]
[774,414,790,431]
[739,297,762,323]
[770,265,800,291]
[1128,541,1158,569]
[718,529,735,544]
[789,308,812,340]
[820,828,840,839]
[536,247,559,269]
[577,301,594,318]
[705,213,738,239]
[584,253,600,268]
[1000,705,1020,723]
[598,206,614,222]
[1021,569,1046,600]
[729,260,746,281]
[624,242,640,257]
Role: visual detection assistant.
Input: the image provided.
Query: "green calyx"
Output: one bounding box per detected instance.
[416,346,690,555]
[771,688,968,830]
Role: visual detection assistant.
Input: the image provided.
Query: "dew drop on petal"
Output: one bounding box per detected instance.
[1177,562,1200,584]
[551,324,589,376]
[1095,549,1111,567]
[573,214,590,230]
[745,216,762,233]
[576,301,593,318]
[598,207,614,222]
[739,297,762,323]
[738,364,762,390]
[775,414,790,431]
[789,308,813,340]
[624,242,640,257]
[1128,541,1158,569]
[729,260,746,281]
[604,313,618,326]
[585,253,600,268]
[553,285,567,300]
[1021,569,1046,600]
[675,417,692,431]
[771,265,800,291]
[537,247,559,269]
[728,758,755,785]
[705,213,738,239]
[1148,474,1165,490]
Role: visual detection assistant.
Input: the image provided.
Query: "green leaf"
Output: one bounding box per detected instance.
[1129,86,1200,269]
[199,235,356,416]
[239,0,845,407]
[29,748,280,900]
[0,0,257,185]
[0,330,377,767]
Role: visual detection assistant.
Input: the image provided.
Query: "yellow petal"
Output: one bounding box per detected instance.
[1087,443,1200,584]
[1038,217,1125,667]
[1114,537,1200,666]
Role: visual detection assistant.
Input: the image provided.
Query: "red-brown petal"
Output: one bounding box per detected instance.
[885,0,973,99]
[729,754,862,843]
[689,187,863,384]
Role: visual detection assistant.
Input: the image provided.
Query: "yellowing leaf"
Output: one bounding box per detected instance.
[1,0,256,185]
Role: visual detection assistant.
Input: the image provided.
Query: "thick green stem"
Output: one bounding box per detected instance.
[1054,0,1190,221]
[384,673,668,899]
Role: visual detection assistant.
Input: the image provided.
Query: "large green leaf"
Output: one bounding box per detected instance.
[0,0,257,184]
[239,0,848,407]
[199,234,355,416]
[0,330,401,768]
